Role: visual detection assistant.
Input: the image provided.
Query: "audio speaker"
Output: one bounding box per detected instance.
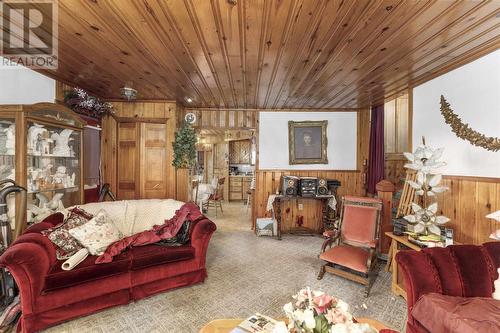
[316,178,329,196]
[280,176,299,196]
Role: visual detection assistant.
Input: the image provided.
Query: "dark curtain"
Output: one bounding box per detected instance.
[367,105,384,194]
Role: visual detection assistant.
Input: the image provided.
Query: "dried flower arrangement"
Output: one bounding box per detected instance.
[64,88,113,119]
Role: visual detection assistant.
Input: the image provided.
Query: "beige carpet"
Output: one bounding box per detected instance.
[44,202,407,333]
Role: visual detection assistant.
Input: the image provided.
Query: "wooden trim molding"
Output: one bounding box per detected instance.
[443,175,500,183]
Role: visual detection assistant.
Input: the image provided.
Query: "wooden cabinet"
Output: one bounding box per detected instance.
[117,121,168,200]
[229,176,252,201]
[0,103,85,237]
[229,139,251,164]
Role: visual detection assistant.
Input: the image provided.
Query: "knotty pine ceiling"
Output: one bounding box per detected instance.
[35,0,500,108]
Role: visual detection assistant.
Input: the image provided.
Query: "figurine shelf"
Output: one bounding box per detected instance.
[0,103,85,237]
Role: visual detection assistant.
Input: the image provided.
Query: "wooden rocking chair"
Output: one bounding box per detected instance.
[318,196,382,296]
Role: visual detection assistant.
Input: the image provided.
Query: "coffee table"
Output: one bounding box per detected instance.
[200,317,389,333]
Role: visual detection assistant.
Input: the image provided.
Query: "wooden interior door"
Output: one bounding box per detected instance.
[140,122,167,198]
[117,122,140,199]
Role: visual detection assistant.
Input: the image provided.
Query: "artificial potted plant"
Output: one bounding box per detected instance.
[172,122,197,201]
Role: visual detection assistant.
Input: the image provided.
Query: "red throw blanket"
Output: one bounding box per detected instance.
[95,202,203,264]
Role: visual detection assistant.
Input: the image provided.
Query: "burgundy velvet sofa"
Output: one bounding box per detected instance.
[0,212,216,333]
[396,242,500,333]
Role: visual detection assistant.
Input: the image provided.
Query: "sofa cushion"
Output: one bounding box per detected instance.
[412,293,500,333]
[130,244,195,270]
[68,210,123,255]
[41,208,94,260]
[43,252,131,293]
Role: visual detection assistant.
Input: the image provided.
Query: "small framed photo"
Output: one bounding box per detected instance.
[288,120,328,164]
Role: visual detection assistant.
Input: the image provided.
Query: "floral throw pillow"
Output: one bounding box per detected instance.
[68,210,123,256]
[41,208,93,260]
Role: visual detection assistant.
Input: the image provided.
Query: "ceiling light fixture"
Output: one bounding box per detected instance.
[185,97,193,103]
[120,86,137,101]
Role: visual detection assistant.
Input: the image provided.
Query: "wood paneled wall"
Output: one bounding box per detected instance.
[101,101,179,199]
[435,176,499,245]
[179,108,258,129]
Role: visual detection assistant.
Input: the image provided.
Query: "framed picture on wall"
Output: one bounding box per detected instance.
[288,120,328,164]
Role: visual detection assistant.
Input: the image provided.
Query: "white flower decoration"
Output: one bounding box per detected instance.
[486,210,500,222]
[303,309,316,329]
[407,173,448,197]
[404,146,446,174]
[404,202,450,235]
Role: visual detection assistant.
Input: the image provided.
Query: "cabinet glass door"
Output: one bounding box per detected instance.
[26,121,81,223]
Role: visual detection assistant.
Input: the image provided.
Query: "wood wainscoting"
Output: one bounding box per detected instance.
[101,101,179,199]
[436,175,500,245]
[253,170,366,232]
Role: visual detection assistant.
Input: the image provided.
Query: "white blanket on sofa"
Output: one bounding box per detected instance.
[67,199,185,237]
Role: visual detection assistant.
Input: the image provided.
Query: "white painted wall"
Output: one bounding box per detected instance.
[412,49,500,178]
[0,57,55,104]
[259,112,357,170]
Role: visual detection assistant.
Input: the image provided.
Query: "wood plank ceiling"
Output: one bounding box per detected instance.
[33,0,500,108]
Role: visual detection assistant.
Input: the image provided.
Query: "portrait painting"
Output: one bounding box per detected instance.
[288,120,328,164]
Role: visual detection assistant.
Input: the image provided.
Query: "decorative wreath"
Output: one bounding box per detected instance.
[440,95,500,152]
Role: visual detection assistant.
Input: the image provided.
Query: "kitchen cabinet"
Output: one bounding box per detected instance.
[229,175,252,201]
[229,139,251,164]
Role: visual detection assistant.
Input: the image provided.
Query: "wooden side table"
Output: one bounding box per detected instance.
[385,232,422,300]
[199,317,389,333]
[273,195,335,240]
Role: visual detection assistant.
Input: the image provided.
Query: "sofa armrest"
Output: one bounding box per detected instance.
[0,233,55,315]
[190,218,216,267]
[395,250,443,327]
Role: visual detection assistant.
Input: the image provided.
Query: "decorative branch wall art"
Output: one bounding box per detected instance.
[440,95,500,152]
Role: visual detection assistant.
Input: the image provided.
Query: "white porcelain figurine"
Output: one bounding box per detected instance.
[27,124,47,155]
[4,124,15,155]
[53,166,68,185]
[51,129,73,157]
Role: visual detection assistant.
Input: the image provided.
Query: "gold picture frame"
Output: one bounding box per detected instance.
[288,120,328,164]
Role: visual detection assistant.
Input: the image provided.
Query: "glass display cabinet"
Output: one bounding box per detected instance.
[0,103,85,236]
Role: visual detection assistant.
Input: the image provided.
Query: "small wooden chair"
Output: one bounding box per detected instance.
[318,196,382,296]
[192,180,200,207]
[245,177,255,213]
[202,177,225,217]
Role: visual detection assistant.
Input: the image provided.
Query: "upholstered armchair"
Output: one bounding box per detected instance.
[396,242,500,333]
[318,196,382,296]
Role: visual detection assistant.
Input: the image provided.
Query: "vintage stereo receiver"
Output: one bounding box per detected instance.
[299,177,318,197]
[280,176,299,196]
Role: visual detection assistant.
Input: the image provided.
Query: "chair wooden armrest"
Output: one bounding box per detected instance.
[320,231,340,253]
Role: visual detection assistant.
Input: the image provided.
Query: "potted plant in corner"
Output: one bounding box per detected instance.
[172,121,197,202]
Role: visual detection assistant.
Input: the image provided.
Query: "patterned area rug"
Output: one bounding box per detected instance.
[44,202,407,333]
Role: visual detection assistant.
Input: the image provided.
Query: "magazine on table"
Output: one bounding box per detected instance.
[230,313,280,333]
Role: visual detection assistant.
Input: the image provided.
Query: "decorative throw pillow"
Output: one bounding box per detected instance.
[68,210,123,256]
[41,208,93,260]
